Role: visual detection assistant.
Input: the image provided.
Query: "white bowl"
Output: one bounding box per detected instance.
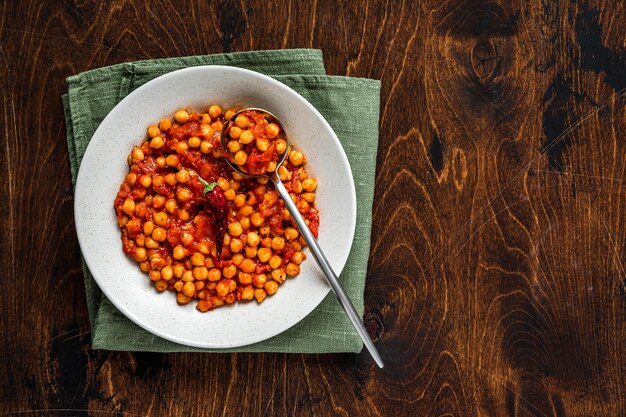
[74,66,357,348]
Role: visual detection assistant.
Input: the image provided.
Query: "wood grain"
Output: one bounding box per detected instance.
[1,0,624,415]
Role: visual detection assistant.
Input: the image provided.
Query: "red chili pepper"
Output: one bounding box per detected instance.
[196,176,228,258]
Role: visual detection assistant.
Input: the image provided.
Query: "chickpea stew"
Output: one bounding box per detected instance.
[114,104,319,312]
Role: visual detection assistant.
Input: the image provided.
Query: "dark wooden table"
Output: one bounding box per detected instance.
[1,1,625,416]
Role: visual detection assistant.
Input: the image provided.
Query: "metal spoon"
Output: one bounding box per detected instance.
[221,108,384,368]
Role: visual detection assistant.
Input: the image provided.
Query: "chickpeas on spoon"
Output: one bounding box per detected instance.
[221,108,384,369]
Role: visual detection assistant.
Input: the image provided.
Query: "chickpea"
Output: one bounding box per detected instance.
[197,242,210,255]
[259,226,271,236]
[208,105,222,118]
[297,200,310,213]
[263,122,279,138]
[125,172,137,186]
[173,170,189,184]
[200,141,212,154]
[234,150,247,165]
[135,234,146,247]
[159,118,172,132]
[150,257,166,270]
[257,247,272,263]
[208,268,222,282]
[182,270,194,282]
[230,238,243,253]
[291,251,305,265]
[233,171,246,181]
[161,265,173,281]
[190,252,205,267]
[165,154,179,167]
[227,140,241,153]
[235,115,250,128]
[285,263,300,276]
[245,232,260,247]
[241,286,254,300]
[176,187,192,202]
[289,151,304,166]
[244,246,257,259]
[261,237,272,248]
[188,136,201,148]
[269,255,282,270]
[284,227,299,241]
[256,138,270,152]
[238,206,254,217]
[224,189,236,200]
[277,166,291,182]
[156,156,166,167]
[145,237,159,249]
[122,199,135,216]
[193,266,208,280]
[148,270,161,281]
[232,253,244,266]
[223,233,232,246]
[153,212,168,226]
[139,175,152,188]
[292,180,303,194]
[267,161,277,172]
[174,281,184,291]
[224,109,236,120]
[172,245,186,260]
[226,222,242,237]
[257,176,270,185]
[154,280,168,292]
[252,273,267,288]
[178,232,192,247]
[214,177,228,191]
[165,199,177,213]
[174,110,189,124]
[150,136,164,149]
[211,120,223,132]
[302,192,315,203]
[264,280,279,295]
[223,265,237,279]
[195,281,205,291]
[201,125,214,138]
[229,126,242,139]
[301,178,317,192]
[132,147,144,161]
[151,227,166,242]
[173,263,185,278]
[271,237,286,252]
[271,268,286,283]
[239,258,256,273]
[147,125,160,138]
[254,289,267,303]
[176,141,189,153]
[238,272,253,285]
[152,195,165,209]
[233,194,246,208]
[239,130,254,144]
[164,173,177,186]
[180,281,194,297]
[177,292,192,305]
[216,281,229,297]
[275,139,287,154]
[134,247,147,262]
[251,212,265,227]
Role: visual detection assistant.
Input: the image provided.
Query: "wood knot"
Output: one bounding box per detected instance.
[364,313,384,342]
[471,40,498,79]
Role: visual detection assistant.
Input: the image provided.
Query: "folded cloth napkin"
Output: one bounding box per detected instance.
[63,49,380,353]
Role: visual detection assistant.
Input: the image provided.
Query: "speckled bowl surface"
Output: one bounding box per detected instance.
[74,66,356,348]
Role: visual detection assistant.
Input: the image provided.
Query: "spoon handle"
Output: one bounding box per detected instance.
[272,176,384,368]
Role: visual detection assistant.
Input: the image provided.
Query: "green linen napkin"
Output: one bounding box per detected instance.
[63,49,380,353]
